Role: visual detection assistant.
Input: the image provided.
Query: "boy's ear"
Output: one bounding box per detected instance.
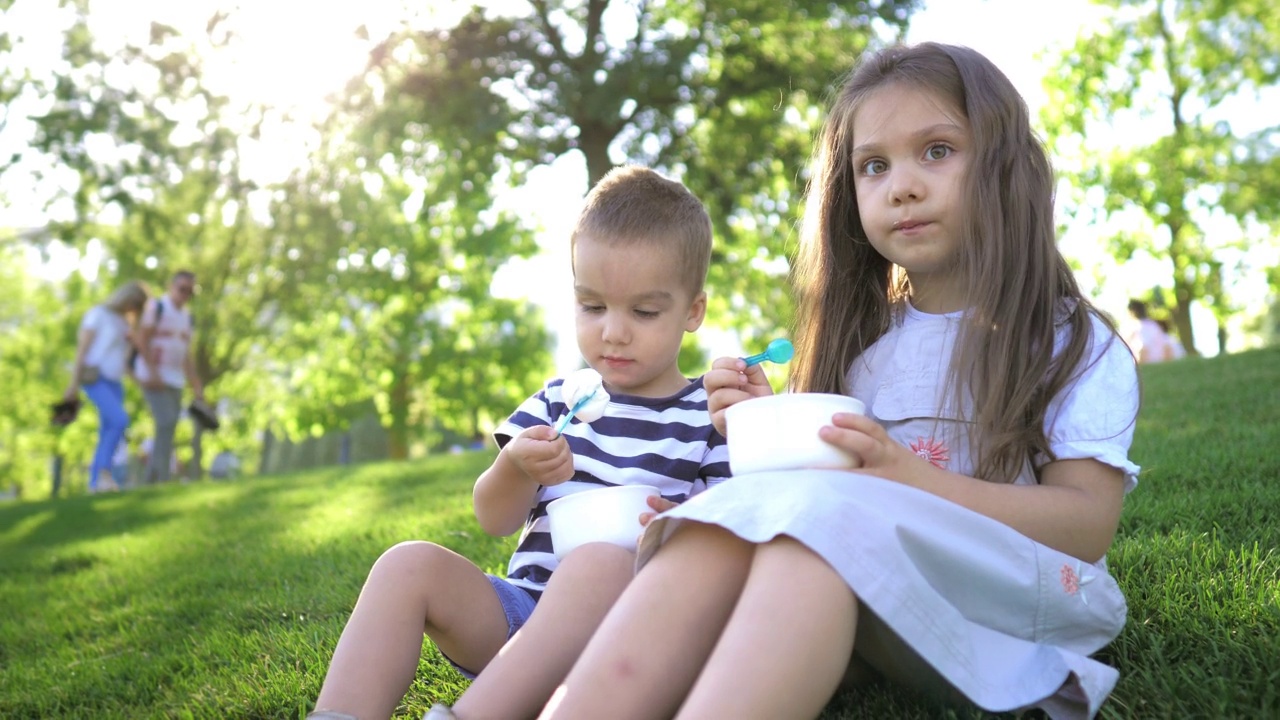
[685,291,707,332]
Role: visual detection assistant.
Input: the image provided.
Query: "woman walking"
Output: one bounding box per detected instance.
[64,280,149,492]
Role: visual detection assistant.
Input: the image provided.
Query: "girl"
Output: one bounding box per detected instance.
[65,280,150,492]
[539,43,1141,720]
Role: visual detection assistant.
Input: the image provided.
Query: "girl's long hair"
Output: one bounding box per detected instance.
[791,42,1119,483]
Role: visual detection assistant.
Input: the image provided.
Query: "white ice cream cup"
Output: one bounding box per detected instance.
[546,484,661,559]
[725,393,867,475]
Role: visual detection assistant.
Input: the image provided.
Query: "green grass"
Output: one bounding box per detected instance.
[2,347,1278,719]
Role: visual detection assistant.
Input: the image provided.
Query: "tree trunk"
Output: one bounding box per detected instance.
[259,428,274,475]
[579,122,614,189]
[388,371,411,460]
[1172,285,1197,358]
[51,453,64,498]
[190,423,205,480]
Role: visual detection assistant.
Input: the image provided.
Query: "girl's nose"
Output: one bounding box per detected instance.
[888,168,924,205]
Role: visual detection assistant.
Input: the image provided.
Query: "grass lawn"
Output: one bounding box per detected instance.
[2,346,1278,719]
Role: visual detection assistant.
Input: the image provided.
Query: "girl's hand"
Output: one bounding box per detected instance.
[705,356,774,436]
[505,425,575,487]
[639,494,678,527]
[818,412,925,485]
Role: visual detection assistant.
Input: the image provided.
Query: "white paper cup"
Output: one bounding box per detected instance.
[546,484,661,559]
[725,393,867,475]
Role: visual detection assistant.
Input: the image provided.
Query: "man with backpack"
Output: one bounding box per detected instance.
[134,270,204,483]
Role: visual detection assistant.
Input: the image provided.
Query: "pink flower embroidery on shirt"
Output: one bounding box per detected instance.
[1060,562,1096,605]
[1060,564,1080,594]
[910,437,950,468]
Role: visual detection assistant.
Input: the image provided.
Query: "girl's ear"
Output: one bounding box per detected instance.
[685,291,708,332]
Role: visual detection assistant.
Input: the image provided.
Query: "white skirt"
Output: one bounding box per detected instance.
[636,472,1127,720]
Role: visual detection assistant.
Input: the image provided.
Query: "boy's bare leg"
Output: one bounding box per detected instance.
[453,542,635,720]
[314,541,510,720]
[676,537,857,720]
[539,523,755,720]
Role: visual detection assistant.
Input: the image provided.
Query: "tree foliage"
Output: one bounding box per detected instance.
[1042,0,1280,352]
[265,122,551,456]
[0,1,552,486]
[0,0,925,493]
[367,0,919,340]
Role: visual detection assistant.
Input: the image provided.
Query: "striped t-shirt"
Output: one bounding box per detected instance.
[494,375,730,600]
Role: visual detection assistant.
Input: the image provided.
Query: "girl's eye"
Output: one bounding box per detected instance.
[860,158,887,176]
[925,144,952,161]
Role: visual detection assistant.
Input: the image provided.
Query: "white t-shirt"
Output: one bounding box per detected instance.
[134,295,193,388]
[847,301,1141,493]
[79,306,132,381]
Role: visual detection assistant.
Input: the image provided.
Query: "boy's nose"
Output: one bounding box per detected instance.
[601,314,629,344]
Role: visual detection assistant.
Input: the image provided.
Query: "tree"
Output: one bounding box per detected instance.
[1042,0,1280,353]
[262,52,553,458]
[366,0,919,339]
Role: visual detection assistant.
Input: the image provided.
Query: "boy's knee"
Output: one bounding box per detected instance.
[373,540,450,575]
[367,541,472,594]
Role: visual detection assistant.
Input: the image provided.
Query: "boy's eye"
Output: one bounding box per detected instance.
[860,158,887,176]
[579,303,604,313]
[635,309,660,319]
[925,144,952,160]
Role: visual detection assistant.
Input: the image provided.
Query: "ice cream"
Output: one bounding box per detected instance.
[557,368,611,431]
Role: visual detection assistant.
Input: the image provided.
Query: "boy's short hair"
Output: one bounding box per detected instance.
[571,166,713,295]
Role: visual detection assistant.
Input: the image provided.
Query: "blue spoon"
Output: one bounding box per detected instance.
[554,390,598,436]
[741,338,794,367]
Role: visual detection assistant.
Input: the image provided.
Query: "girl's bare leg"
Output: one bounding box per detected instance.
[539,523,755,720]
[453,542,636,720]
[676,537,858,720]
[314,542,509,720]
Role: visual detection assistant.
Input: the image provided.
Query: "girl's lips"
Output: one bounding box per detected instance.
[893,220,932,235]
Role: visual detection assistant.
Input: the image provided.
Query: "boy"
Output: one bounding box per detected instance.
[311,166,730,720]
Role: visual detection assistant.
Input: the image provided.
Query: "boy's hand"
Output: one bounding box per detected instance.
[704,356,774,436]
[639,494,679,527]
[505,424,575,487]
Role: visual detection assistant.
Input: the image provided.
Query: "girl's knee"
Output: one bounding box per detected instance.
[667,521,753,558]
[555,542,635,583]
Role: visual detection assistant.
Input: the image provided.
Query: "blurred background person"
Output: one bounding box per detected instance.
[1125,299,1172,364]
[1156,318,1187,360]
[134,270,204,483]
[63,280,149,493]
[110,435,131,489]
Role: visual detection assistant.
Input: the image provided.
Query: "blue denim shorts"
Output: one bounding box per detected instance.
[442,574,538,679]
